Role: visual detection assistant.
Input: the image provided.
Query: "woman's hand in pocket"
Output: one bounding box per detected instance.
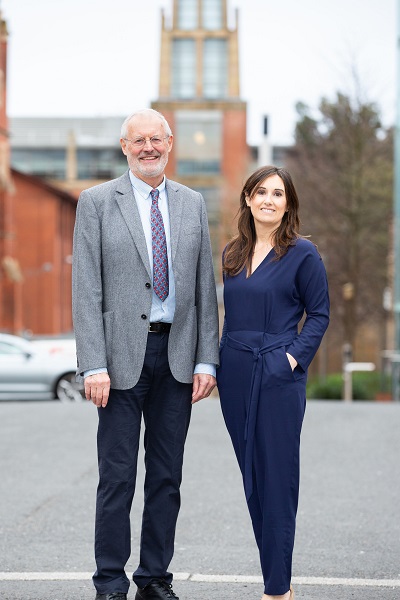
[286,352,298,371]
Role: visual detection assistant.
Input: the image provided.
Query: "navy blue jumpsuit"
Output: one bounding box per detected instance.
[217,238,329,595]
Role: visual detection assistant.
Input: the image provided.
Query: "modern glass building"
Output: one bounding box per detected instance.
[10,116,128,195]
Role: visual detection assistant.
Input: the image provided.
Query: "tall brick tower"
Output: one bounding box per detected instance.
[0,12,15,331]
[152,0,249,275]
[0,12,10,189]
[0,12,77,336]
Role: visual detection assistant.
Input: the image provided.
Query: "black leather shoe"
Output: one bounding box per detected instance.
[135,579,179,600]
[95,593,127,600]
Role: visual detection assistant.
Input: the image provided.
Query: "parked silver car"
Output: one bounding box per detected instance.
[0,333,84,402]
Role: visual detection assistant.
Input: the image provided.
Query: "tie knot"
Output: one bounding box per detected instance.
[150,189,159,203]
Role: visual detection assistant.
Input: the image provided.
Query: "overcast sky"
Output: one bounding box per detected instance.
[1,0,397,146]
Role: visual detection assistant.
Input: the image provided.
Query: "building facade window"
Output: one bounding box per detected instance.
[197,187,220,223]
[202,0,223,30]
[11,148,127,180]
[177,0,198,29]
[203,39,228,98]
[172,39,196,99]
[77,149,127,179]
[11,149,66,179]
[196,186,221,273]
[177,160,220,175]
[175,110,222,176]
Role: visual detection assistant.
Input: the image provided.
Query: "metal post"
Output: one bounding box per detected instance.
[343,363,376,402]
[343,368,352,402]
[393,0,400,400]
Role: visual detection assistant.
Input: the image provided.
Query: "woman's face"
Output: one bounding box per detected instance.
[246,174,287,230]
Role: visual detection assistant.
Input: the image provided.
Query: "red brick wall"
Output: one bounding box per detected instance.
[161,110,176,178]
[220,108,249,254]
[0,22,9,333]
[1,173,76,335]
[0,33,7,130]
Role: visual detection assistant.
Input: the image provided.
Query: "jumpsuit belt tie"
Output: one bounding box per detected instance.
[226,331,295,501]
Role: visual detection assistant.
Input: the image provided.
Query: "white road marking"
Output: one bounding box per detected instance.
[190,574,400,587]
[0,573,399,587]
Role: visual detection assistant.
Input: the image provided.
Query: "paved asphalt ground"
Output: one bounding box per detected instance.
[0,398,399,600]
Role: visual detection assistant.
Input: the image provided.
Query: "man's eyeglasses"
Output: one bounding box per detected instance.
[123,135,170,148]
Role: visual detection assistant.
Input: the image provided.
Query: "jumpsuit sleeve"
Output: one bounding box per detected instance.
[286,247,330,372]
[219,247,228,351]
[220,317,227,350]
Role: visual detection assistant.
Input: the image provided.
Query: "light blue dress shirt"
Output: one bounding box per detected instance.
[84,172,216,379]
[130,173,175,323]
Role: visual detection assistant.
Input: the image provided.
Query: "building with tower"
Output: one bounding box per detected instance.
[151,0,250,275]
[2,1,288,336]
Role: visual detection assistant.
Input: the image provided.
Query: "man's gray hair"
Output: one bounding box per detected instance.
[121,109,172,139]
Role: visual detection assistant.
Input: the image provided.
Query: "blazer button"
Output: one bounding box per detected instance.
[145,282,151,288]
[141,314,147,320]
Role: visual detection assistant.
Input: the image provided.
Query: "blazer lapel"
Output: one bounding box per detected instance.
[166,179,183,264]
[116,172,152,278]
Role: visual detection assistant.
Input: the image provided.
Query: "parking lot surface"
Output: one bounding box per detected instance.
[0,399,399,599]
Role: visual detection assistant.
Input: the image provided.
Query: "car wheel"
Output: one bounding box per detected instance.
[56,372,84,402]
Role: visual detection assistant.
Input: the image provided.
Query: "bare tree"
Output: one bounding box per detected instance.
[286,92,393,357]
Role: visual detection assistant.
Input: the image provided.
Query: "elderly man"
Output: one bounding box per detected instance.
[72,109,219,600]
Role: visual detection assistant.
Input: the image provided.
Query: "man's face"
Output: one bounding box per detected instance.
[120,113,173,184]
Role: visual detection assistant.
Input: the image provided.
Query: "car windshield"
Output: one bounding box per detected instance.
[0,341,26,355]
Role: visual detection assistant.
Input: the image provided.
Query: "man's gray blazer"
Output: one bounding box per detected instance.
[72,171,220,389]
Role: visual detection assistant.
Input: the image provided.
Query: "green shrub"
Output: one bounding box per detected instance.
[306,372,388,400]
[307,374,343,400]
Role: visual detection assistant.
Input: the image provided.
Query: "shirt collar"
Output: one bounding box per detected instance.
[129,170,166,200]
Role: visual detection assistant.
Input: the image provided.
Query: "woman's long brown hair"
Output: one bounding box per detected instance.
[223,166,301,277]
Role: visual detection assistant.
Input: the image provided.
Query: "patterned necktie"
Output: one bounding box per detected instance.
[150,188,169,302]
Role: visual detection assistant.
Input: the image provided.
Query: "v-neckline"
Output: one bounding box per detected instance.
[248,247,275,277]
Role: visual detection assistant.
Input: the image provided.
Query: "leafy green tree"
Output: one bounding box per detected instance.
[286,93,393,356]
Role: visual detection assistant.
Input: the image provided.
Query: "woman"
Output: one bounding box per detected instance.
[217,166,329,600]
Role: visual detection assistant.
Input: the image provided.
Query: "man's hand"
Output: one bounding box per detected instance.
[84,372,111,408]
[192,373,217,404]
